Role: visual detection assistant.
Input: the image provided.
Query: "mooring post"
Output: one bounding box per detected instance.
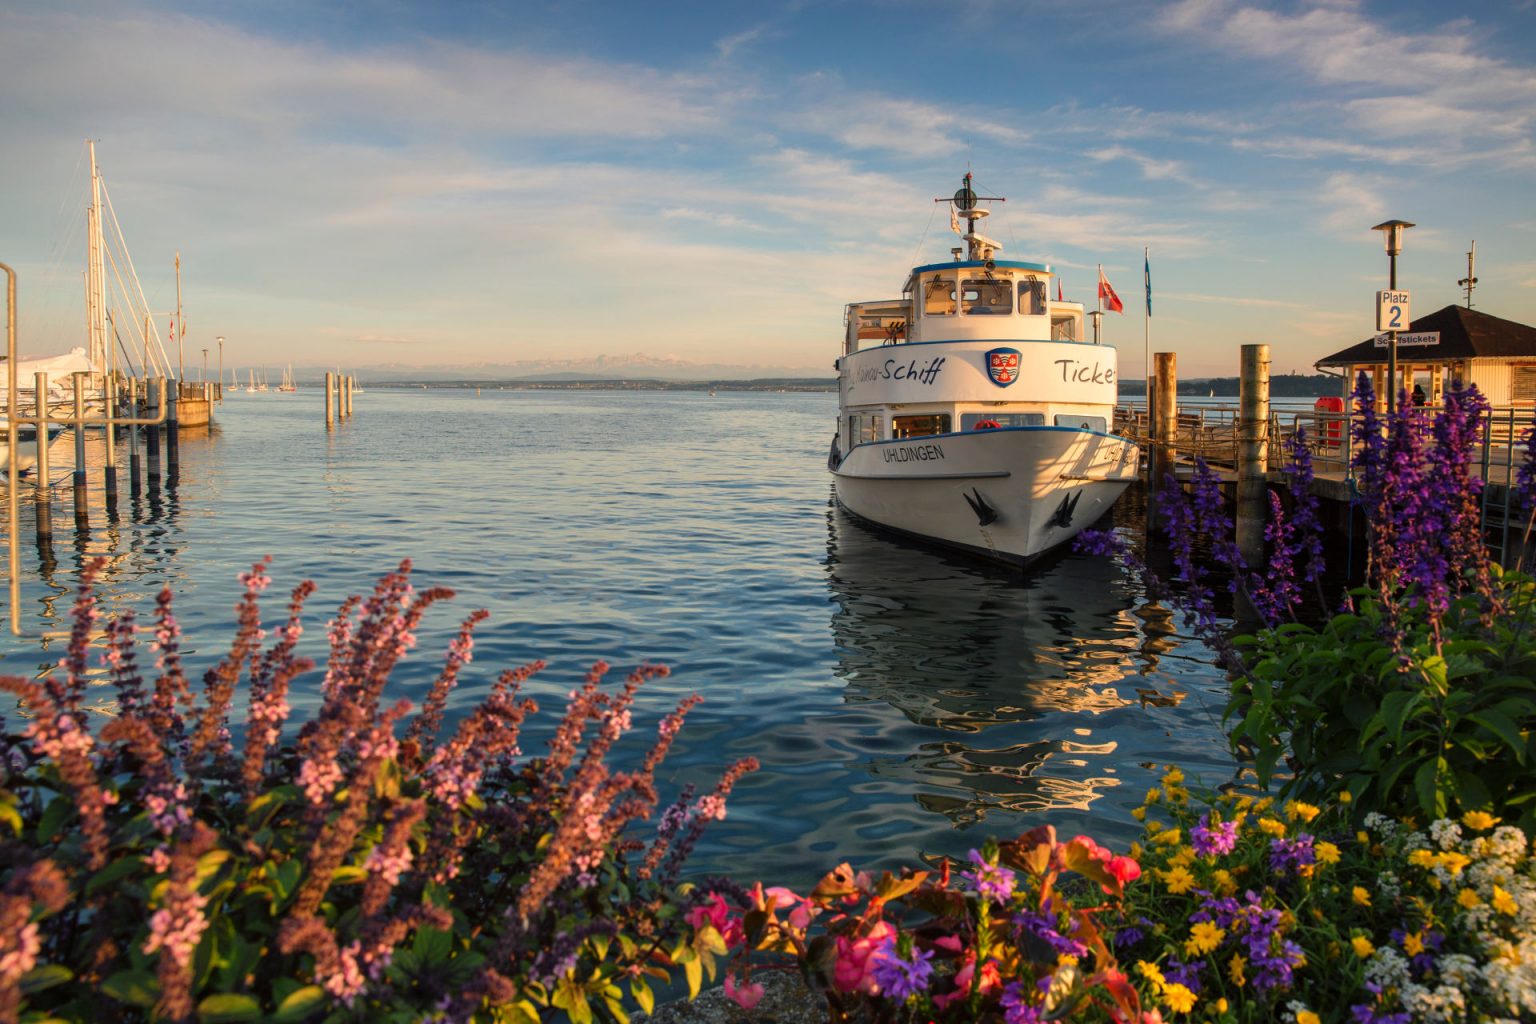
[344,375,353,417]
[1150,353,1177,487]
[1237,343,1271,567]
[128,377,141,498]
[103,372,117,509]
[146,377,161,484]
[33,371,51,542]
[325,372,335,426]
[72,373,88,525]
[166,381,179,479]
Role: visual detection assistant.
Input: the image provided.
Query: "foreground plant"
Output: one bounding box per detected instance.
[1119,766,1536,1023]
[724,827,1146,1022]
[0,559,755,1023]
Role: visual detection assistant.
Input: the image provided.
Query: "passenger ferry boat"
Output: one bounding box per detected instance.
[828,175,1141,566]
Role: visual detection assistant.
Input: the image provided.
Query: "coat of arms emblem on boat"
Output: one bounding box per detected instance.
[985,348,1021,387]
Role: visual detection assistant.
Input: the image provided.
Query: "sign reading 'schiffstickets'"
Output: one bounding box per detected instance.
[1372,332,1440,349]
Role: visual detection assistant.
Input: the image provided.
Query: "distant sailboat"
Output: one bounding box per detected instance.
[279,364,297,392]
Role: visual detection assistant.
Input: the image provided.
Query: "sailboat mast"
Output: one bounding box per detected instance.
[87,140,108,375]
[175,251,184,381]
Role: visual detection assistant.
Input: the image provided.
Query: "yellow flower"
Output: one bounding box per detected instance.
[1297,1012,1321,1024]
[1162,983,1197,1014]
[1136,960,1166,987]
[1233,795,1255,812]
[1154,828,1184,847]
[1457,888,1482,909]
[1315,841,1340,866]
[1408,849,1436,869]
[1285,801,1321,823]
[1254,797,1275,814]
[1492,885,1518,916]
[1159,866,1197,895]
[1339,791,1352,804]
[1403,931,1425,957]
[1352,935,1374,958]
[1357,830,1370,846]
[1352,886,1372,907]
[1212,998,1229,1014]
[1163,766,1185,786]
[1132,806,1147,821]
[1436,852,1470,876]
[1184,921,1225,956]
[1170,846,1196,868]
[1227,954,1245,987]
[1146,787,1163,805]
[1130,842,1143,860]
[1212,869,1237,896]
[1462,810,1500,830]
[1257,817,1288,837]
[1147,820,1164,834]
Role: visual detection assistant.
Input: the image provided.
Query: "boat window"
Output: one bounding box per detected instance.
[1018,278,1047,316]
[923,276,955,316]
[1054,414,1107,432]
[857,414,884,444]
[1050,316,1080,341]
[961,279,1012,315]
[961,412,1044,429]
[892,414,951,439]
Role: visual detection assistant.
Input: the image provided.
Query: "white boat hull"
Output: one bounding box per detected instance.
[832,426,1139,565]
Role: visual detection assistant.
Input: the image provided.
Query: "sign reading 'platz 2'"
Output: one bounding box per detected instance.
[1377,290,1411,332]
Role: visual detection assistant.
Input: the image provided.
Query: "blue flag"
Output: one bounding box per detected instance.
[1144,251,1152,317]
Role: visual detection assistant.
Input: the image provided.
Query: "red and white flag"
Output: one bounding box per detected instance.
[1098,268,1124,314]
[1056,277,1064,302]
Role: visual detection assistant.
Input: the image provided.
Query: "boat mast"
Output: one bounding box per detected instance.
[175,251,184,382]
[86,140,109,375]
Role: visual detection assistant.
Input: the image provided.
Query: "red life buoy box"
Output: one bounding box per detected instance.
[1314,395,1344,443]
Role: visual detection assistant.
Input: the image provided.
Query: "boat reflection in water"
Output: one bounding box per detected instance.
[825,497,1198,834]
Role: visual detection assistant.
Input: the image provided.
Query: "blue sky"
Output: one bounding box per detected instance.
[1,0,1533,378]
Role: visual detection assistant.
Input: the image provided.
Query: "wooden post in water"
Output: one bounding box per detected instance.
[165,381,179,479]
[344,375,353,417]
[128,377,141,498]
[1150,353,1177,489]
[103,371,117,509]
[72,374,88,525]
[33,372,51,541]
[325,372,335,425]
[146,377,161,485]
[1237,343,1271,567]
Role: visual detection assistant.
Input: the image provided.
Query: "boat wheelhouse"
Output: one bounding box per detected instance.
[828,175,1140,566]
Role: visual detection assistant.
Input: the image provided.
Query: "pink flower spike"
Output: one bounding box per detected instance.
[724,973,766,1009]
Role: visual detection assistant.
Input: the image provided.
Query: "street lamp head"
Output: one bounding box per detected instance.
[1372,219,1415,257]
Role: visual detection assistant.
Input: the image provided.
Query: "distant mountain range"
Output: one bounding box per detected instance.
[316,353,833,384]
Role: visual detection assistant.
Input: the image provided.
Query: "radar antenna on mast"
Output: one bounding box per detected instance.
[936,173,1006,261]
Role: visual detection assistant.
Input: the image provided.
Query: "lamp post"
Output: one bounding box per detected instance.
[1372,219,1414,414]
[1088,309,1103,345]
[201,348,208,384]
[217,336,224,401]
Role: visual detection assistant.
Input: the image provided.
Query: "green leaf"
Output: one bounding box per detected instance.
[1380,690,1422,746]
[196,993,262,1022]
[411,925,453,965]
[35,795,72,844]
[19,964,73,995]
[1414,759,1447,821]
[101,969,159,1009]
[270,984,326,1023]
[630,977,654,1016]
[1467,709,1529,761]
[85,855,142,895]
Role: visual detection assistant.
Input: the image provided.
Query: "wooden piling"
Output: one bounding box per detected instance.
[128,378,142,498]
[33,372,51,541]
[1237,343,1271,566]
[72,374,87,525]
[1150,353,1177,487]
[146,377,161,483]
[103,372,117,507]
[343,375,353,417]
[165,383,179,479]
[325,372,335,425]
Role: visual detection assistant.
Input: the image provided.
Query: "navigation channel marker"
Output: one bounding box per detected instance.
[1377,290,1411,333]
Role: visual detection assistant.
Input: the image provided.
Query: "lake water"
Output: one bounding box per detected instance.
[0,388,1240,888]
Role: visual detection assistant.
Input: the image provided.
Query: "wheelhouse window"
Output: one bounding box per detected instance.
[961,412,1044,429]
[1054,414,1106,432]
[961,278,1012,315]
[857,414,884,444]
[1051,315,1080,341]
[893,414,951,439]
[1018,278,1047,316]
[923,276,956,316]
